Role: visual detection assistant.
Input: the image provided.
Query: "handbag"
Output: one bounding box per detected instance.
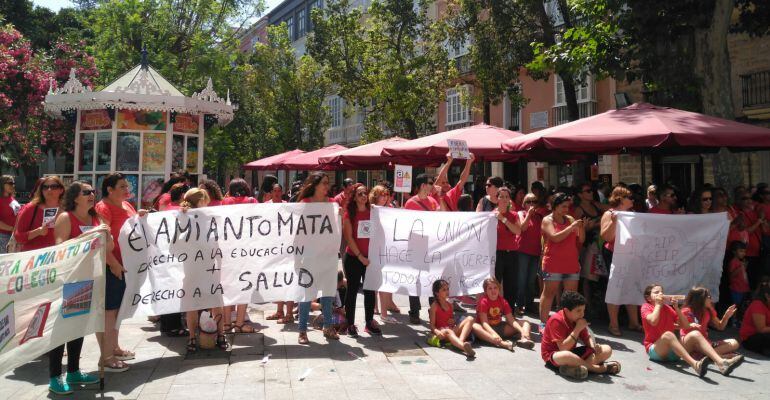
[6,204,37,253]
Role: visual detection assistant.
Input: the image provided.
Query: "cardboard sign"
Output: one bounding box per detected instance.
[394,165,412,193]
[447,139,470,159]
[42,208,58,228]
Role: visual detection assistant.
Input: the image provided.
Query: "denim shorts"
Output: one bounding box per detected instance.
[648,344,680,362]
[542,271,580,282]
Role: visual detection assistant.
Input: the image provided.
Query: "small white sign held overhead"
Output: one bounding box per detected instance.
[447,139,470,159]
[394,165,412,193]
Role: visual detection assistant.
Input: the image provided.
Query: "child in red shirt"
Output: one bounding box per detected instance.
[541,291,619,380]
[727,241,751,314]
[641,284,741,377]
[428,279,475,358]
[681,287,740,358]
[472,278,534,351]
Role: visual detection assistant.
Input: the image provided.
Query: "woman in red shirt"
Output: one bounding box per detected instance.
[513,193,541,316]
[539,193,584,327]
[13,176,64,251]
[0,175,21,253]
[370,184,400,322]
[221,178,258,333]
[740,283,770,355]
[198,179,224,207]
[95,173,147,370]
[680,287,740,357]
[600,186,642,336]
[342,185,381,337]
[493,187,523,311]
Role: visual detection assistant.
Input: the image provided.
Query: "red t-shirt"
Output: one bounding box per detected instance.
[680,306,716,340]
[476,295,512,326]
[740,300,770,341]
[300,197,333,203]
[514,210,542,256]
[333,192,349,208]
[433,185,463,212]
[65,212,100,240]
[13,203,58,251]
[208,199,222,207]
[729,258,751,293]
[641,302,678,352]
[221,196,258,205]
[738,209,761,256]
[541,217,579,274]
[649,206,673,215]
[265,199,286,203]
[95,200,136,264]
[432,301,455,329]
[540,309,590,363]
[0,196,21,234]
[496,211,519,251]
[404,196,440,211]
[344,208,371,258]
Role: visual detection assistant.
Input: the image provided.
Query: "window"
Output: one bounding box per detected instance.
[328,96,343,128]
[446,86,471,127]
[554,74,593,106]
[286,16,294,40]
[506,84,523,131]
[297,9,306,37]
[447,38,470,59]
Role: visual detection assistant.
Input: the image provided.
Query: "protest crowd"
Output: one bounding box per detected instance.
[1,151,770,395]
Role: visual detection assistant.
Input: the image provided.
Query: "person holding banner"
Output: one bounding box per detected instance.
[476,176,503,212]
[600,186,642,336]
[47,181,106,393]
[513,193,542,316]
[0,175,20,254]
[434,153,474,212]
[539,193,584,329]
[95,173,147,370]
[493,187,523,310]
[369,184,401,323]
[221,178,259,333]
[13,176,64,252]
[198,179,224,207]
[297,172,339,344]
[641,284,742,377]
[404,173,442,324]
[342,185,382,337]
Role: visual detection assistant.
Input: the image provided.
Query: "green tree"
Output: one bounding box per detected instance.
[446,0,536,124]
[0,0,88,50]
[309,0,454,140]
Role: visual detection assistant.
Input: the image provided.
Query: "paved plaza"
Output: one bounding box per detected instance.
[2,294,769,400]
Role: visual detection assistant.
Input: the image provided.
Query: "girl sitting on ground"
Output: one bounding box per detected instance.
[428,279,476,358]
[641,284,743,377]
[541,291,620,380]
[681,286,740,358]
[472,278,534,351]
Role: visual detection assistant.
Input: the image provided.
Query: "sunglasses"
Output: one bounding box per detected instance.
[582,189,592,193]
[42,184,63,190]
[380,192,390,197]
[4,181,14,186]
[81,189,96,196]
[356,191,367,197]
[485,183,495,187]
[701,197,712,202]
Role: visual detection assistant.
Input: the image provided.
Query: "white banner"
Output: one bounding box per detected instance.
[363,206,496,296]
[605,212,728,305]
[117,203,341,324]
[0,231,106,375]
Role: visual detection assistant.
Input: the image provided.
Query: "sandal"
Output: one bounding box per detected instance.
[266,312,284,321]
[608,325,622,337]
[604,361,621,375]
[323,327,339,340]
[233,324,256,333]
[223,323,232,333]
[388,306,401,314]
[516,338,535,350]
[101,358,129,373]
[298,332,310,345]
[559,365,588,380]
[113,349,135,361]
[186,338,197,353]
[216,334,229,350]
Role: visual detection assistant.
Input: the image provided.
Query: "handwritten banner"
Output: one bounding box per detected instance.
[116,203,341,324]
[363,206,496,296]
[0,231,107,375]
[605,212,728,305]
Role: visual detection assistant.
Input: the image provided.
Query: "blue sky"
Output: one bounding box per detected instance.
[32,0,283,15]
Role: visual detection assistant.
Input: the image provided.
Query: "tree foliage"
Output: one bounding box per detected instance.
[309,0,454,140]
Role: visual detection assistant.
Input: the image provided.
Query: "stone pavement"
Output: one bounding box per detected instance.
[1,294,769,400]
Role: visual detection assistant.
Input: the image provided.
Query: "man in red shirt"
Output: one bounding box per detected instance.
[433,153,474,212]
[649,185,680,214]
[333,178,356,209]
[404,173,442,323]
[541,291,619,379]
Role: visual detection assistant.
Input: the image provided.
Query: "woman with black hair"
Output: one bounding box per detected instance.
[0,175,20,254]
[686,188,713,214]
[476,176,503,212]
[198,178,224,206]
[260,174,279,203]
[741,281,770,356]
[152,170,190,210]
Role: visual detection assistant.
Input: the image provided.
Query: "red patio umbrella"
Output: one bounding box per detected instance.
[318,137,411,170]
[279,144,348,170]
[501,103,770,155]
[381,123,523,163]
[242,149,305,170]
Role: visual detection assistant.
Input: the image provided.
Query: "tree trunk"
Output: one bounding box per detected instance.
[561,76,580,122]
[483,93,491,125]
[405,118,417,139]
[696,0,742,189]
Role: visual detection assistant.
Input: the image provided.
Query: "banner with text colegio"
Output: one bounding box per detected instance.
[605,212,728,305]
[0,230,106,375]
[363,206,496,297]
[117,203,341,324]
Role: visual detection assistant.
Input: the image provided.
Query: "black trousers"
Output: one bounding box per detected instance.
[742,332,770,355]
[160,313,183,332]
[495,250,518,309]
[343,253,375,324]
[49,337,84,377]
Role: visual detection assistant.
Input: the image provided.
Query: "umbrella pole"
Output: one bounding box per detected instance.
[641,153,646,187]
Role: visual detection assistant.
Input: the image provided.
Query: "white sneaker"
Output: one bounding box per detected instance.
[380,316,399,324]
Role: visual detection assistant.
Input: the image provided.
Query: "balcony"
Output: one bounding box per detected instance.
[741,70,770,118]
[455,55,472,75]
[551,101,598,126]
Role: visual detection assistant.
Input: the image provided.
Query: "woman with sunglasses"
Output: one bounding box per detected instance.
[686,188,713,214]
[0,175,21,253]
[476,176,503,212]
[370,184,401,322]
[600,186,642,336]
[47,181,110,393]
[735,187,765,289]
[13,176,64,251]
[513,193,542,316]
